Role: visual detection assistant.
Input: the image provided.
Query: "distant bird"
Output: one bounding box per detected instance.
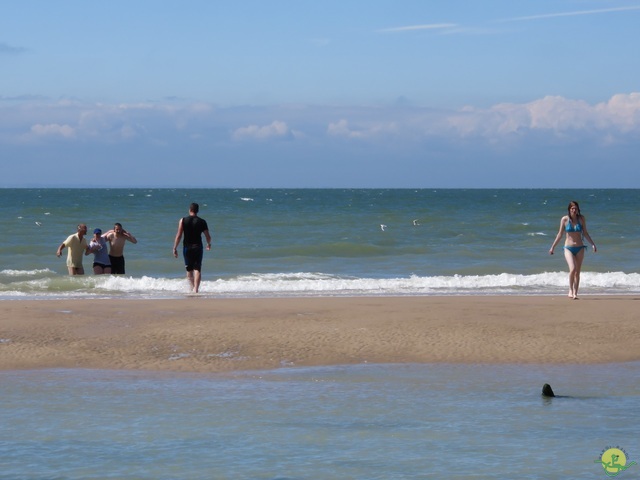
[380,224,387,231]
[413,219,420,226]
[35,221,42,227]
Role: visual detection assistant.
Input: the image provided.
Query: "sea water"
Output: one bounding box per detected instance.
[1,188,639,298]
[1,364,639,479]
[1,189,639,478]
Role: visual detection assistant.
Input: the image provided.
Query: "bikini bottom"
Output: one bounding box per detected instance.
[564,245,587,256]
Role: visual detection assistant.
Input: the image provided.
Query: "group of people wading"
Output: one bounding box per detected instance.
[58,200,596,298]
[57,203,211,294]
[57,222,137,276]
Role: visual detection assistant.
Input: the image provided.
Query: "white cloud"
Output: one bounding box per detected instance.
[597,93,640,132]
[444,93,640,141]
[327,119,399,139]
[378,7,640,38]
[232,120,292,141]
[30,123,75,138]
[3,93,640,150]
[327,119,365,138]
[496,6,640,23]
[2,94,639,187]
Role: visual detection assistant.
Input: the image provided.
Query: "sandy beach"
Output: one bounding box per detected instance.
[1,296,638,372]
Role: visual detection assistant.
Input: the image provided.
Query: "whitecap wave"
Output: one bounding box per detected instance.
[199,271,640,297]
[2,271,639,299]
[0,268,55,277]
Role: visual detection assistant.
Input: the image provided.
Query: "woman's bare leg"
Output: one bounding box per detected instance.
[564,248,578,298]
[573,249,585,299]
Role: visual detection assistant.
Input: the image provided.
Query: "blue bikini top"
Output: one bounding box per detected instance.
[566,219,583,232]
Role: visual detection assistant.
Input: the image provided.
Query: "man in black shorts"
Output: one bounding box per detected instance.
[172,202,212,293]
[104,223,137,275]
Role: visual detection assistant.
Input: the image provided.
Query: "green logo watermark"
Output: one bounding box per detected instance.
[595,446,637,477]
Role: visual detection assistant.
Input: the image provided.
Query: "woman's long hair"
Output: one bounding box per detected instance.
[567,201,582,219]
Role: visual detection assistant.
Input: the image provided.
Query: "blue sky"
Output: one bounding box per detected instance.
[1,0,639,187]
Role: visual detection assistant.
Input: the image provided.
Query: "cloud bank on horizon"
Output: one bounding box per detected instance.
[1,1,639,188]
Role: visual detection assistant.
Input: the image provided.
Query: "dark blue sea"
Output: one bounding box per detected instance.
[1,188,639,298]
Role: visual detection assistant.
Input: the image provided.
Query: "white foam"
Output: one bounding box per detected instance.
[0,268,55,277]
[2,271,639,299]
[92,275,189,293]
[196,271,640,297]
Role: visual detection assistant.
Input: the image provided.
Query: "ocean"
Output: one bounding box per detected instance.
[1,364,639,479]
[1,188,639,478]
[1,188,639,298]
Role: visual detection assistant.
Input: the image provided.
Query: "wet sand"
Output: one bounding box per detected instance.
[1,296,638,372]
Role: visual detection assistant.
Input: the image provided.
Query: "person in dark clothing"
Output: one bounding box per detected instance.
[173,202,212,293]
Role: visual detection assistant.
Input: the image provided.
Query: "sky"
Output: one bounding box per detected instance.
[1,0,639,188]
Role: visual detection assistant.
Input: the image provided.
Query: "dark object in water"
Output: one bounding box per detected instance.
[542,383,555,397]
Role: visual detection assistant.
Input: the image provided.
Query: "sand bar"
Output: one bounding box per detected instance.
[1,296,638,372]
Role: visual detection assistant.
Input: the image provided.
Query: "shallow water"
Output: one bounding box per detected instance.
[1,363,638,479]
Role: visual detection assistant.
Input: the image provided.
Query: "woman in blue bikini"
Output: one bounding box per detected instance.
[549,201,597,299]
